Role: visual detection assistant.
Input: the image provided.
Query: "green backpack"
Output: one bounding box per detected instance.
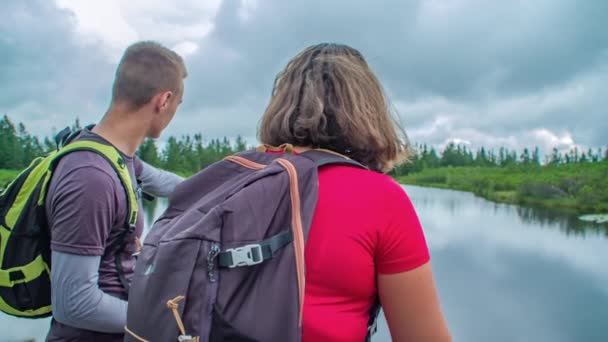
[0,127,139,318]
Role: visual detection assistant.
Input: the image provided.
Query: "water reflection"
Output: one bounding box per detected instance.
[409,186,607,239]
[142,198,158,228]
[403,185,608,342]
[515,206,608,237]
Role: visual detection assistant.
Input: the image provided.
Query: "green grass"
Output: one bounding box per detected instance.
[397,162,608,214]
[0,169,19,188]
[4,161,607,215]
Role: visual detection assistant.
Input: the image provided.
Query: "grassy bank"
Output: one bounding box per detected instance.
[3,161,607,215]
[0,169,19,188]
[397,162,608,214]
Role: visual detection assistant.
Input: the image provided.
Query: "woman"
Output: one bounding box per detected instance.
[258,43,452,341]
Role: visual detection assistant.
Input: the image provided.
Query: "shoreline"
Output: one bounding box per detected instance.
[396,163,608,217]
[4,164,607,217]
[398,180,578,213]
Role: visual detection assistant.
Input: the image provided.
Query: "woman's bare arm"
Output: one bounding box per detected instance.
[378,262,452,342]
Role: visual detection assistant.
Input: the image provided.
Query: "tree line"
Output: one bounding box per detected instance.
[137,134,249,175]
[391,142,608,176]
[1,114,606,175]
[0,115,249,174]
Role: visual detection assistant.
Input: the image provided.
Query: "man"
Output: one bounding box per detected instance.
[45,41,187,341]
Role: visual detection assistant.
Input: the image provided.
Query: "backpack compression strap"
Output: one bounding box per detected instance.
[217,231,293,268]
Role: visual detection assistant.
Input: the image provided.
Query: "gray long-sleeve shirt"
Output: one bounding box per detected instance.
[137,160,185,198]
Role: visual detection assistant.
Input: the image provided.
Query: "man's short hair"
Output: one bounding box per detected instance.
[112,41,187,109]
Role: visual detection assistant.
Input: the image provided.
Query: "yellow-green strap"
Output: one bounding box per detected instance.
[4,141,138,230]
[51,140,139,228]
[4,156,55,229]
[0,297,51,317]
[53,140,139,292]
[0,254,48,287]
[0,227,10,272]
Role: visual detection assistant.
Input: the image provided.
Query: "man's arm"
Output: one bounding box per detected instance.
[45,156,128,332]
[51,251,127,333]
[136,160,184,197]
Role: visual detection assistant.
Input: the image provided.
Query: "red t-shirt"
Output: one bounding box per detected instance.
[302,165,430,342]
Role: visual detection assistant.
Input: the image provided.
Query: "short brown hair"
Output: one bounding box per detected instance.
[112,41,187,109]
[258,43,410,173]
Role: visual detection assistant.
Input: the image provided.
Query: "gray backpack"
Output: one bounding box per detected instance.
[124,149,381,342]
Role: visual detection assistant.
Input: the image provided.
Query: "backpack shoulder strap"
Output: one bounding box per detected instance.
[365,299,382,341]
[299,149,368,170]
[54,124,96,149]
[52,140,139,291]
[53,140,138,228]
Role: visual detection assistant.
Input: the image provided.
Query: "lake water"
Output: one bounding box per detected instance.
[2,185,607,341]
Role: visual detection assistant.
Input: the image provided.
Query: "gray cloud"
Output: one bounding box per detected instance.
[1,1,114,133]
[382,0,608,99]
[2,0,607,152]
[185,0,608,100]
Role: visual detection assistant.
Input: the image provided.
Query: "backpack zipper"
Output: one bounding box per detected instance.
[207,243,220,282]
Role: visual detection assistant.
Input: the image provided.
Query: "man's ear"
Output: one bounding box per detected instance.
[154,91,173,113]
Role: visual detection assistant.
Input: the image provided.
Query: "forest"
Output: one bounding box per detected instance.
[2,115,607,214]
[393,143,608,214]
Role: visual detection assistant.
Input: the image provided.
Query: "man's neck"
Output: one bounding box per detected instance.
[92,107,148,157]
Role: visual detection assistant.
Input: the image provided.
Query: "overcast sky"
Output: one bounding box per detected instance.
[2,0,606,154]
